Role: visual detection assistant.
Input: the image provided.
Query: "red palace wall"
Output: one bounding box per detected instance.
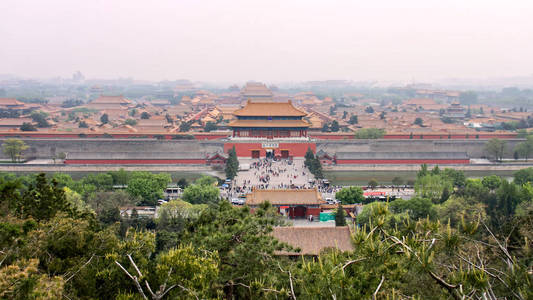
[336,159,470,165]
[0,132,230,140]
[65,159,206,165]
[310,133,518,140]
[0,132,516,140]
[224,142,316,158]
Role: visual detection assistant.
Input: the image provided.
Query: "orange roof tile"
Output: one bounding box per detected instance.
[246,188,324,206]
[405,98,437,106]
[272,227,354,255]
[89,95,132,105]
[233,100,306,117]
[0,98,25,106]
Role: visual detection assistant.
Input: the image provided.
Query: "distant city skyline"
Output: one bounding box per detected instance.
[1,0,533,84]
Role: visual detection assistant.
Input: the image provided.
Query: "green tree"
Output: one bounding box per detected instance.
[165,113,174,124]
[181,183,219,205]
[20,122,37,131]
[17,173,71,221]
[310,157,323,179]
[414,117,423,126]
[124,119,137,126]
[417,163,429,178]
[368,178,378,189]
[415,174,453,204]
[442,168,466,188]
[354,128,385,139]
[431,165,440,175]
[225,146,239,180]
[392,176,403,187]
[179,121,191,132]
[334,204,346,226]
[100,113,109,124]
[514,167,533,186]
[126,172,171,205]
[348,115,358,124]
[440,185,451,203]
[140,112,150,119]
[177,178,188,189]
[482,175,501,191]
[31,111,50,127]
[463,178,490,200]
[204,121,217,132]
[330,120,340,132]
[78,120,88,128]
[392,197,436,220]
[514,135,533,161]
[304,147,315,164]
[184,201,290,298]
[107,168,130,186]
[484,138,506,161]
[83,173,114,191]
[365,106,374,113]
[335,186,364,204]
[2,138,29,162]
[0,259,64,299]
[465,106,472,118]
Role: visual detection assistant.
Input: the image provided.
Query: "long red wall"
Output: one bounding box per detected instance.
[0,132,517,140]
[0,132,229,140]
[224,142,316,158]
[65,159,206,164]
[336,159,470,164]
[310,133,517,140]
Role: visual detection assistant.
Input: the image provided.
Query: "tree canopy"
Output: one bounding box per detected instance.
[335,186,364,204]
[2,138,28,162]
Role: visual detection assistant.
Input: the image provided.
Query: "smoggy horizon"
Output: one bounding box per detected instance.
[2,0,533,83]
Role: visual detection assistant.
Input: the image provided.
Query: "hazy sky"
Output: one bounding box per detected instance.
[1,0,533,83]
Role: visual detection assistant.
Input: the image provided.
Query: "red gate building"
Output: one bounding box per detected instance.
[229,100,310,139]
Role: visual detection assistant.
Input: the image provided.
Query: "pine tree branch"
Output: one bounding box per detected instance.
[372,275,385,300]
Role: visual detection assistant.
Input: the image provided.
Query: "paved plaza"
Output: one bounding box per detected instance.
[231,158,315,195]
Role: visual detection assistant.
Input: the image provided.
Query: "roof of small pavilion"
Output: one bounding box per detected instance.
[246,188,324,206]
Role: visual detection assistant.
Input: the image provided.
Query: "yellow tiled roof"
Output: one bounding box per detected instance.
[246,188,324,206]
[233,100,307,117]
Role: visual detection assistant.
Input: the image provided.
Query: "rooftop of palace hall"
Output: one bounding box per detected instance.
[233,100,307,117]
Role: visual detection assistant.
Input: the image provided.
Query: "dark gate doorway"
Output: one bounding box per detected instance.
[251,150,260,159]
[265,149,274,159]
[289,206,307,218]
[281,150,289,159]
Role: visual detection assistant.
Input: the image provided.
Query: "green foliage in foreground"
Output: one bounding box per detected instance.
[0,168,531,299]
